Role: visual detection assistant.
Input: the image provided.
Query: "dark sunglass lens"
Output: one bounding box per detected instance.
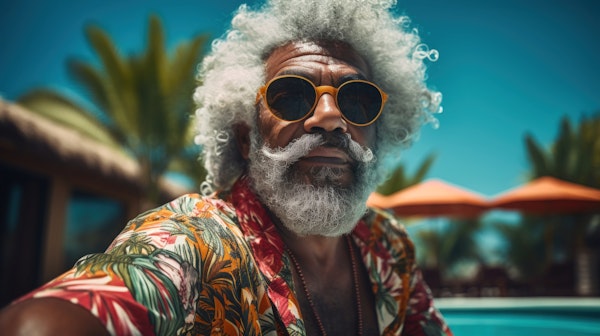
[266,77,316,121]
[337,82,382,125]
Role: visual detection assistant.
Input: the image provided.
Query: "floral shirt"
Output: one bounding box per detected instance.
[19,177,451,335]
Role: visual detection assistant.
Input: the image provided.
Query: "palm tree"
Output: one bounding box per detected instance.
[376,153,436,195]
[525,113,600,187]
[415,218,483,281]
[491,217,546,281]
[499,112,600,293]
[523,112,600,248]
[17,15,209,204]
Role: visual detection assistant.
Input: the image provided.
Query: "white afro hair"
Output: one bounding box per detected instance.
[194,0,441,193]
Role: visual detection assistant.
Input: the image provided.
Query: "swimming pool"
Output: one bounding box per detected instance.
[436,297,600,335]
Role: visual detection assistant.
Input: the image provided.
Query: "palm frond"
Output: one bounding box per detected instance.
[552,117,574,180]
[411,152,437,184]
[524,134,550,178]
[17,88,121,149]
[376,153,437,195]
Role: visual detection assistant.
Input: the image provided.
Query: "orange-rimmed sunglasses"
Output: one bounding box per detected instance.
[256,75,388,126]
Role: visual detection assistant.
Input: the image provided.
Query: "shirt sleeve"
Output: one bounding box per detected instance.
[14,194,263,336]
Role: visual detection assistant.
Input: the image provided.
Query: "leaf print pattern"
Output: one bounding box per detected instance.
[15,178,451,335]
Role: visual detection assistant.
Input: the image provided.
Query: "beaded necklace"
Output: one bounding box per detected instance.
[285,235,363,336]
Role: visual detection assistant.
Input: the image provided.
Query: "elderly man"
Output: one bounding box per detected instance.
[0,0,450,335]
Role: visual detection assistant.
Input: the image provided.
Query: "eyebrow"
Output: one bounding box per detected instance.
[277,71,368,86]
[278,70,311,78]
[337,73,368,83]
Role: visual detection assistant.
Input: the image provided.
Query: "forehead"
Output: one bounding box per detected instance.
[263,41,371,82]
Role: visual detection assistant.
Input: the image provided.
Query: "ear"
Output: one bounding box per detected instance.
[234,123,251,160]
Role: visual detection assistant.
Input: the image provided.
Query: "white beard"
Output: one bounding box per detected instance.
[247,131,381,237]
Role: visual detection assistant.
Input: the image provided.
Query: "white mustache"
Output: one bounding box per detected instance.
[259,133,375,166]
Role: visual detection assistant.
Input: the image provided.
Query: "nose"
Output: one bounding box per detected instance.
[303,93,348,133]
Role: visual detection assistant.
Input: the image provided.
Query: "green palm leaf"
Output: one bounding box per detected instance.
[524,134,550,178]
[376,152,437,195]
[17,89,121,149]
[17,14,209,204]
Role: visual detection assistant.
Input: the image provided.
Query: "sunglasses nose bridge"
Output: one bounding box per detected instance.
[314,85,338,101]
[303,84,348,133]
[313,85,341,115]
[313,85,343,117]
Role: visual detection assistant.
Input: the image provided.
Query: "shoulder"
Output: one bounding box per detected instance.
[106,193,246,261]
[141,193,237,222]
[129,193,239,235]
[359,207,415,259]
[362,207,411,243]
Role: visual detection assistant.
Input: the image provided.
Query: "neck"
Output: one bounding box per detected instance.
[284,234,366,336]
[276,220,345,269]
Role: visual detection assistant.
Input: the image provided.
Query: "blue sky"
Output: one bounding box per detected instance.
[1,0,599,197]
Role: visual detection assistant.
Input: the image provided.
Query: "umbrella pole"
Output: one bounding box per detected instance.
[544,219,554,267]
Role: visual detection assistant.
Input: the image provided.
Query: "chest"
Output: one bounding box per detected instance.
[293,262,380,336]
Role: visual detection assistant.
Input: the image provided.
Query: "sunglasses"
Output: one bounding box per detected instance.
[256,75,388,126]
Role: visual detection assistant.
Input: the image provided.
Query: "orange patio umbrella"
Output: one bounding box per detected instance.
[367,178,490,218]
[491,176,600,214]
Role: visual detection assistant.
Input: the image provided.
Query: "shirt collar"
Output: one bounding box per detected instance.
[228,175,407,334]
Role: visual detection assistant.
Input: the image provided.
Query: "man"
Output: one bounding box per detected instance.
[0,0,450,335]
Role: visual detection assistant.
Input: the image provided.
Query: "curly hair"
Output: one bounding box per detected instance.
[193,0,441,193]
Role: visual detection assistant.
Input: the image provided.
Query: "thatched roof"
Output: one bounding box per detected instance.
[0,98,191,199]
[0,98,140,182]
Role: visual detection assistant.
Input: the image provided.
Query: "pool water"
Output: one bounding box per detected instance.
[436,298,600,336]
